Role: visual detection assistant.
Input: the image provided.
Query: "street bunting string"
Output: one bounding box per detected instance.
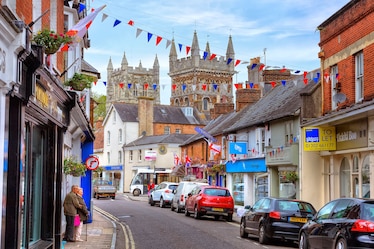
[75,3,342,90]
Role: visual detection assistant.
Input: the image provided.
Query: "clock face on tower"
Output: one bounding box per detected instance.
[158,145,167,155]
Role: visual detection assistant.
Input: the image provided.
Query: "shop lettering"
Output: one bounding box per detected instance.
[336,131,357,142]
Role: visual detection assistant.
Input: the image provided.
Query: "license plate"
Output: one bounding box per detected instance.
[289,217,307,223]
[212,208,224,212]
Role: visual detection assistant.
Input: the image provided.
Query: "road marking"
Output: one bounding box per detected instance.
[95,207,136,249]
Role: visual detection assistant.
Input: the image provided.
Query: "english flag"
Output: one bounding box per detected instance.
[174,153,180,166]
[231,154,236,163]
[185,155,192,167]
[62,5,106,50]
[209,142,221,155]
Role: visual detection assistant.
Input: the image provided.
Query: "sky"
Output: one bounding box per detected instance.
[83,0,351,105]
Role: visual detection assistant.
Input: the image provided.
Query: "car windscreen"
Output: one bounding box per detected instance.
[361,203,374,221]
[203,188,230,197]
[169,184,178,191]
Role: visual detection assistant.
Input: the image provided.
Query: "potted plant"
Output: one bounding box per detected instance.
[63,157,87,177]
[285,171,299,183]
[32,29,72,55]
[64,73,94,91]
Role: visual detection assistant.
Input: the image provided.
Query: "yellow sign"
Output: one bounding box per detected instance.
[303,127,336,151]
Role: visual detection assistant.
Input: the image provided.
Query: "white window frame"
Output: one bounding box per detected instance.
[138,149,142,161]
[118,129,122,144]
[355,51,364,102]
[331,65,339,110]
[107,131,111,145]
[129,150,133,162]
[164,126,170,135]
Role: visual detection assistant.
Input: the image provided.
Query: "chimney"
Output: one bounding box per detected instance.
[138,96,154,136]
[235,88,261,112]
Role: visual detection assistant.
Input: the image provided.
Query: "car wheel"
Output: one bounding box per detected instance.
[170,201,175,211]
[226,214,233,222]
[150,197,155,206]
[133,189,140,196]
[335,237,347,249]
[258,223,269,244]
[299,232,308,249]
[240,219,248,238]
[111,195,115,200]
[176,201,181,213]
[194,206,200,219]
[160,197,164,208]
[185,207,190,216]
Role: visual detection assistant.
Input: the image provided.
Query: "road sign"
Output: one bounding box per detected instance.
[85,155,99,170]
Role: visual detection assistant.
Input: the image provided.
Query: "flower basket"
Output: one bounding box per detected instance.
[64,157,86,177]
[64,73,94,91]
[32,29,72,55]
[207,164,225,176]
[285,171,299,183]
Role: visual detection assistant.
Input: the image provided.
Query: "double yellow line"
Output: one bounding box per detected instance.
[94,206,136,249]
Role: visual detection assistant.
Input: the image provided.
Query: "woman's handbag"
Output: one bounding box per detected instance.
[74,214,80,226]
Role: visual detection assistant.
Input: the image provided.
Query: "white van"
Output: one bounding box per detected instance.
[170,181,209,213]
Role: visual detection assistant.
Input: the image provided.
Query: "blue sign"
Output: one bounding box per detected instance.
[226,158,266,173]
[305,128,319,142]
[103,165,123,171]
[229,142,247,154]
[194,127,217,142]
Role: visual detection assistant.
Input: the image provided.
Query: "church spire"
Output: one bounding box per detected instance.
[121,52,128,70]
[191,30,200,57]
[226,35,235,64]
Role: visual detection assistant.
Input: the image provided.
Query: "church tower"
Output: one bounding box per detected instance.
[106,52,160,109]
[168,31,235,114]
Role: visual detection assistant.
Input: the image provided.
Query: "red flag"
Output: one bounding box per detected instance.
[202,84,207,91]
[234,60,241,66]
[172,84,177,91]
[186,46,191,55]
[185,155,191,167]
[174,153,180,166]
[271,81,276,88]
[128,20,134,26]
[258,64,265,71]
[209,54,216,60]
[144,83,149,90]
[156,36,162,46]
[66,5,106,47]
[119,82,124,88]
[209,142,221,155]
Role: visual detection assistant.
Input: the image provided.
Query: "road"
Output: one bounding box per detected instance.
[93,194,298,249]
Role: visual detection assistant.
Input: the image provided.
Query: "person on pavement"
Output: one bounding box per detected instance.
[63,185,82,242]
[75,187,89,242]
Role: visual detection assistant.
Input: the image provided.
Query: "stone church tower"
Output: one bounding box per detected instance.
[169,31,235,113]
[106,52,160,109]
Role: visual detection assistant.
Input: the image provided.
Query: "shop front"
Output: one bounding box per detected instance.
[226,158,267,207]
[100,165,123,192]
[2,45,73,248]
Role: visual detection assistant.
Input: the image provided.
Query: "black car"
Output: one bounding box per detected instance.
[299,198,374,249]
[240,197,316,244]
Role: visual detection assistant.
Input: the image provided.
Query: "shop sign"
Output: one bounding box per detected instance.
[336,120,367,150]
[229,142,247,154]
[303,126,336,151]
[145,150,157,161]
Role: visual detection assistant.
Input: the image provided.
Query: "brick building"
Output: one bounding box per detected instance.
[301,0,374,209]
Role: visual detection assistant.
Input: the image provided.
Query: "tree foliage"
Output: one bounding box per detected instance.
[92,92,106,121]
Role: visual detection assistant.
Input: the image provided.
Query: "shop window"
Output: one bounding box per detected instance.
[256,175,268,201]
[362,156,370,198]
[340,157,351,198]
[232,173,244,206]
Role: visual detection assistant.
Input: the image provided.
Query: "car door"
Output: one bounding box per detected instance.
[306,200,338,249]
[318,199,355,249]
[185,186,199,212]
[152,183,165,201]
[245,198,268,234]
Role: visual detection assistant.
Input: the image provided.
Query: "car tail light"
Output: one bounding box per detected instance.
[165,189,171,193]
[180,194,184,201]
[351,220,374,232]
[269,211,281,220]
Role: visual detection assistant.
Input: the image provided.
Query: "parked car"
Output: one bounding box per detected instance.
[298,197,374,249]
[240,197,316,244]
[93,179,116,199]
[184,185,234,221]
[170,181,209,213]
[149,182,179,208]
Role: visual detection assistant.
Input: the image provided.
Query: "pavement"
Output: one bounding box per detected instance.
[62,193,241,249]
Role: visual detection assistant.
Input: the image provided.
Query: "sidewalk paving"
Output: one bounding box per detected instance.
[62,193,242,249]
[63,208,116,249]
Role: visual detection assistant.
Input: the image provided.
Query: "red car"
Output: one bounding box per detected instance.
[184,185,234,221]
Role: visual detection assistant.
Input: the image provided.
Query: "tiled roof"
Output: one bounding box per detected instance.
[123,133,194,147]
[112,103,209,125]
[224,78,317,133]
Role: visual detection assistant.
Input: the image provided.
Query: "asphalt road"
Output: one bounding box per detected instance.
[93,194,298,249]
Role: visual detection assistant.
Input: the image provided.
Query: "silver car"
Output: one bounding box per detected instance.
[149,182,179,208]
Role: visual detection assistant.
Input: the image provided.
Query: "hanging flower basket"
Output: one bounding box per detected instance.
[32,29,72,55]
[64,73,94,91]
[206,164,225,176]
[64,157,86,177]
